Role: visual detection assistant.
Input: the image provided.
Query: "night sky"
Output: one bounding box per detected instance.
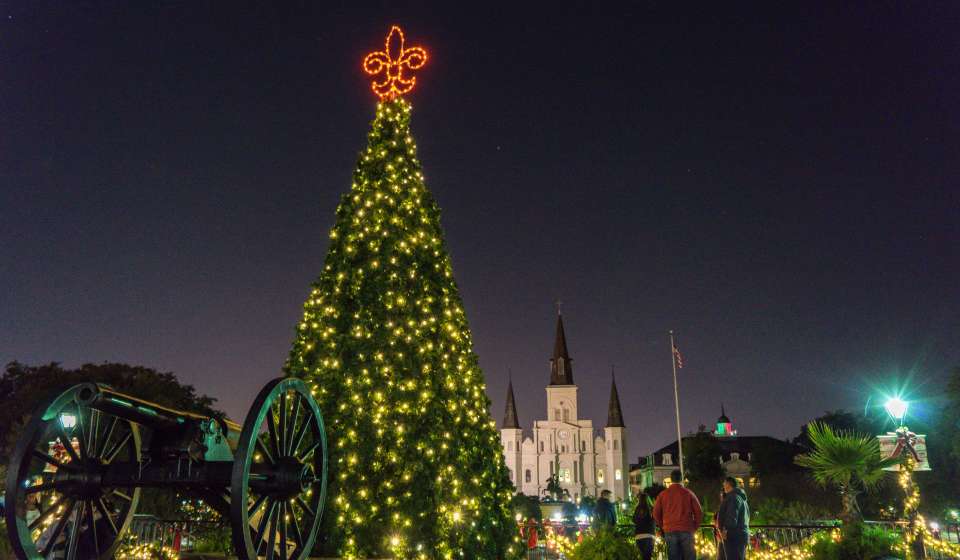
[2,2,958,460]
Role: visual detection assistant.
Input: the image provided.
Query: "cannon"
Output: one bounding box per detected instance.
[4,377,327,560]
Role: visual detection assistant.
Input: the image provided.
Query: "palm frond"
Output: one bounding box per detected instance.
[794,421,894,491]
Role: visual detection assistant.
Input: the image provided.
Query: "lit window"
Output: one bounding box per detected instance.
[597,469,604,484]
[663,453,672,466]
[559,468,571,483]
[615,469,622,481]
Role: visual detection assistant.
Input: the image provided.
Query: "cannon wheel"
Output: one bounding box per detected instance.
[231,377,327,560]
[4,383,141,560]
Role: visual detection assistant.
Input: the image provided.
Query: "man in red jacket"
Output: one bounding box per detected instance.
[653,469,703,560]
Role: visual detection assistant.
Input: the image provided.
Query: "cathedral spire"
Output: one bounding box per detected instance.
[606,368,625,428]
[549,311,574,385]
[503,377,520,429]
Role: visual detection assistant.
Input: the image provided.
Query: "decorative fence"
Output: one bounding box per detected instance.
[124,515,959,559]
[127,515,230,556]
[521,520,960,560]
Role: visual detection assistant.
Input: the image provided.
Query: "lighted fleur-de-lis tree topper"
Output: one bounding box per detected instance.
[362,25,427,100]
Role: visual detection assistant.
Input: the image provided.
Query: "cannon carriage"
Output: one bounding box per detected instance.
[4,376,327,560]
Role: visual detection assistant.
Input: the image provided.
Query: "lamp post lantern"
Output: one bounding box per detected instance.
[884,397,909,426]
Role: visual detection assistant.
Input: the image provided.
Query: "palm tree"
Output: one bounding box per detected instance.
[794,422,898,523]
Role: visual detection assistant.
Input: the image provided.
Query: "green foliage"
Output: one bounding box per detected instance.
[0,519,13,558]
[511,493,542,522]
[569,528,639,560]
[795,422,898,521]
[0,361,219,463]
[793,411,880,449]
[580,494,598,512]
[808,523,900,560]
[0,361,221,518]
[643,483,666,501]
[918,366,960,516]
[751,498,833,524]
[685,430,724,483]
[562,501,579,521]
[750,438,803,477]
[284,98,518,559]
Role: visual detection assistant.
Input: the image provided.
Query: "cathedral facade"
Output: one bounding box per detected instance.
[500,314,631,502]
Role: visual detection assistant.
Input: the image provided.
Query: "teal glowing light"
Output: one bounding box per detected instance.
[884,397,908,422]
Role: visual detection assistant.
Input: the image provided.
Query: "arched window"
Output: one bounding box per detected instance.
[525,469,532,483]
[540,441,545,452]
[553,408,561,421]
[597,469,605,484]
[581,441,586,452]
[615,469,622,481]
[562,408,570,422]
[613,440,618,451]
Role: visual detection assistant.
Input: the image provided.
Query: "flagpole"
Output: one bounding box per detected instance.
[669,330,685,481]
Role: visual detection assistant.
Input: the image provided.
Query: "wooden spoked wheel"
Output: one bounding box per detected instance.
[230,378,328,560]
[4,383,141,560]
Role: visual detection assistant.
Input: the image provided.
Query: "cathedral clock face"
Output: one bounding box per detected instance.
[558,430,569,440]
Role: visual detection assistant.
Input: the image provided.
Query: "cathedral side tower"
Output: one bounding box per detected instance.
[501,378,523,489]
[604,372,630,501]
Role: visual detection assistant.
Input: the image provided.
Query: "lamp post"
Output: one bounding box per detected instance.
[884,396,925,558]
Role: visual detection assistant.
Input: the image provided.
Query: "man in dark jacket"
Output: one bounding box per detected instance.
[594,490,618,529]
[717,477,750,560]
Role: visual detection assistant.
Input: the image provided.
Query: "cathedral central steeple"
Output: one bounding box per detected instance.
[550,313,574,385]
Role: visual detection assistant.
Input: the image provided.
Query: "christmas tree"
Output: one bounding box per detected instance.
[285,26,520,559]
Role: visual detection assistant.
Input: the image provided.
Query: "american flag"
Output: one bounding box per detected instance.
[673,345,684,369]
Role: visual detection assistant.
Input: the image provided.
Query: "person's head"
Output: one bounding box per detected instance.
[669,469,684,484]
[636,491,653,512]
[723,476,739,493]
[600,490,612,500]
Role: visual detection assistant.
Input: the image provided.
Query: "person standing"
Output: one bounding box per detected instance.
[594,489,618,529]
[717,477,750,560]
[653,469,703,560]
[713,491,727,560]
[633,492,656,560]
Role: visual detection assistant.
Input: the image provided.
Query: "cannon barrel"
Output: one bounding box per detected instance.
[74,382,242,435]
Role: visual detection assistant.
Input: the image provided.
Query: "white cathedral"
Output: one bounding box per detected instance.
[500,314,631,502]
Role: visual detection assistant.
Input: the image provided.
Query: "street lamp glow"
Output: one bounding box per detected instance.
[59,413,77,429]
[884,397,908,422]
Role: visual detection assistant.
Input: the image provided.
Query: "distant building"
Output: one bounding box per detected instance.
[500,313,631,502]
[630,407,800,494]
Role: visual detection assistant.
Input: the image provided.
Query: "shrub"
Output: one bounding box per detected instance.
[753,498,833,524]
[569,528,639,560]
[0,521,13,558]
[809,523,900,560]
